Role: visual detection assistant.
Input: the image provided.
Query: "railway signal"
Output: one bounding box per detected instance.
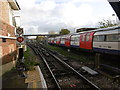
[16,27,25,45]
[16,27,23,35]
[17,36,24,43]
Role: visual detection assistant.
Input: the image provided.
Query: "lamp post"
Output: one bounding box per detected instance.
[112,14,116,24]
[112,14,119,25]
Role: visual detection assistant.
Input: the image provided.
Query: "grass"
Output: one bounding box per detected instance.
[46,45,93,62]
[24,46,39,70]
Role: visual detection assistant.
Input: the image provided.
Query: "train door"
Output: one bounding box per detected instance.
[80,33,86,49]
[65,35,71,47]
[52,38,54,44]
[65,36,67,46]
[65,37,68,47]
[56,37,60,45]
[58,37,61,45]
[85,32,94,50]
[60,36,66,46]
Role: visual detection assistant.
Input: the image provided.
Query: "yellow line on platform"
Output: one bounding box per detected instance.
[33,81,37,88]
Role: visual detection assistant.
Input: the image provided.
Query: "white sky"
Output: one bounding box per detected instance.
[16,0,116,35]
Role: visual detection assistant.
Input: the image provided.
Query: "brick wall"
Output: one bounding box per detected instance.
[0,0,18,74]
[0,19,15,36]
[0,19,16,65]
[1,39,17,65]
[0,37,17,76]
[0,1,2,18]
[0,0,9,24]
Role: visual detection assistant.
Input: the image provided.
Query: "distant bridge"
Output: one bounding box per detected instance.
[23,34,59,37]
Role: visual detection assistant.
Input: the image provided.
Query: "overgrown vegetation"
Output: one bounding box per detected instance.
[24,47,39,70]
[47,45,93,62]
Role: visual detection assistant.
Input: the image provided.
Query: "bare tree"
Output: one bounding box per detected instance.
[98,18,118,28]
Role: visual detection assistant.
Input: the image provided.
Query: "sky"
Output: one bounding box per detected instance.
[16,0,116,35]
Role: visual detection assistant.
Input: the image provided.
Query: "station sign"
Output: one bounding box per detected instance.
[16,27,23,35]
[17,36,24,43]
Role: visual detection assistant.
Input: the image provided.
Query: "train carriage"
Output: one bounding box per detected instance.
[60,35,67,46]
[93,28,120,55]
[70,34,80,48]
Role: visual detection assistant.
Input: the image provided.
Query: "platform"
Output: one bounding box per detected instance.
[25,66,47,88]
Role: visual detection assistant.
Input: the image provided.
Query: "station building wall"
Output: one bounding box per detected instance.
[0,0,20,76]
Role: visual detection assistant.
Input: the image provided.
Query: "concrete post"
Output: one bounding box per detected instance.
[95,53,101,69]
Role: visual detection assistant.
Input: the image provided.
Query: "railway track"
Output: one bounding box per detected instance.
[28,43,101,89]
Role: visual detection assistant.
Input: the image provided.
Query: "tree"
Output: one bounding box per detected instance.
[98,19,118,28]
[59,29,70,35]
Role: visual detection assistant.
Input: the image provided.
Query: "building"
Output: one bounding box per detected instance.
[48,31,56,34]
[76,28,97,33]
[0,0,20,76]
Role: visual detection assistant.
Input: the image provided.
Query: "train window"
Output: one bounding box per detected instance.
[86,33,90,41]
[74,36,76,40]
[106,34,119,42]
[73,37,76,41]
[76,37,80,41]
[93,35,105,42]
[93,36,98,41]
[99,35,105,41]
[82,35,85,41]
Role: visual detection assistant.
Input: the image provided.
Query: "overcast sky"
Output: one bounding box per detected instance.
[16,0,116,35]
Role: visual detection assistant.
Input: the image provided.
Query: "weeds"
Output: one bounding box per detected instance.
[24,47,39,70]
[46,45,93,62]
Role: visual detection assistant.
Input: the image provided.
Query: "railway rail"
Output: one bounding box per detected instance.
[28,43,101,89]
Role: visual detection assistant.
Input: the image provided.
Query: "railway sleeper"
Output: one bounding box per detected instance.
[81,66,98,75]
[96,69,120,79]
[54,71,71,77]
[62,57,69,61]
[49,64,56,69]
[34,49,39,55]
[100,64,120,75]
[55,73,69,77]
[41,48,46,51]
[51,50,58,54]
[44,52,50,56]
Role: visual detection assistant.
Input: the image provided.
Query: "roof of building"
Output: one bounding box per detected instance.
[76,28,97,32]
[8,0,20,10]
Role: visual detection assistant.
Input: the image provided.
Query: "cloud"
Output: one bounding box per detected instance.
[58,3,93,27]
[16,0,115,34]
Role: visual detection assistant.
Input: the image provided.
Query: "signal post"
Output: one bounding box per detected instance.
[16,27,25,60]
[16,27,27,77]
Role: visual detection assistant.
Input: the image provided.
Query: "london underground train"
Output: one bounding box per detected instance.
[48,26,120,55]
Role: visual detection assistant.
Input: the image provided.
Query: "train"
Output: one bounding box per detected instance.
[48,26,120,56]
